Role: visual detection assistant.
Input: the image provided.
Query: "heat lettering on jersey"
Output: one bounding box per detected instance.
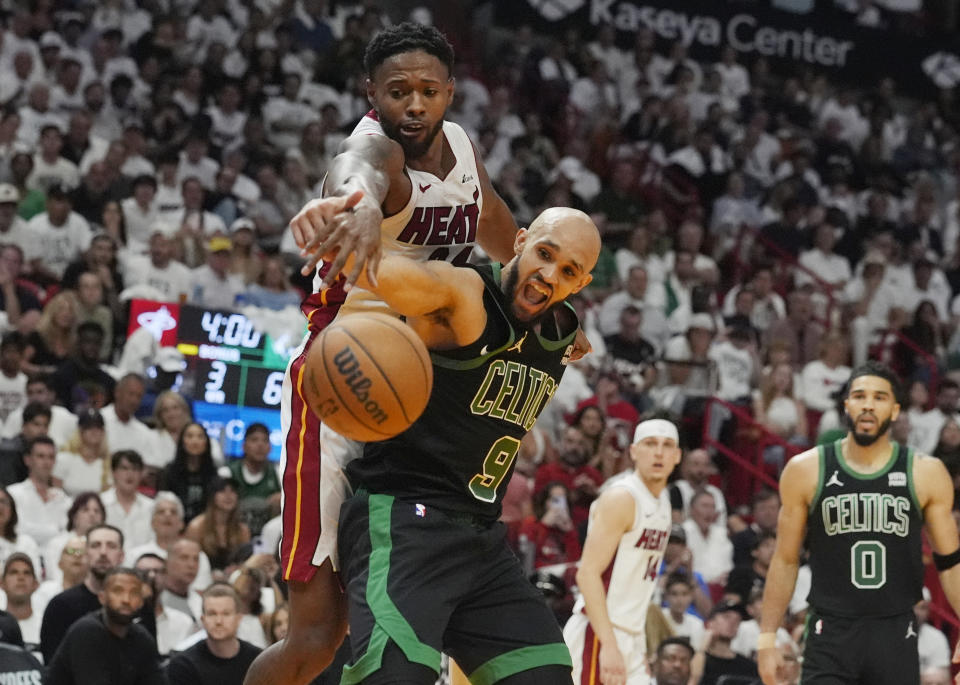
[821,492,911,537]
[635,528,669,551]
[395,187,480,247]
[469,360,559,431]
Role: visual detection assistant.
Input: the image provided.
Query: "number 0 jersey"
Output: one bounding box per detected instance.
[805,440,924,618]
[346,263,577,523]
[301,113,485,332]
[571,473,672,634]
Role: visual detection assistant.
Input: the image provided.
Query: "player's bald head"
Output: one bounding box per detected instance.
[525,207,601,273]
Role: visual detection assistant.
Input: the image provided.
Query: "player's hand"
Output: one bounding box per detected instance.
[598,641,626,685]
[569,327,591,362]
[294,189,383,289]
[757,646,783,685]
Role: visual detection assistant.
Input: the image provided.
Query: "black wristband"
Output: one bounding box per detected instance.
[933,547,960,571]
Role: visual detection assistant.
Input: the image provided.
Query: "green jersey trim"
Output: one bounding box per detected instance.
[340,494,441,685]
[468,643,573,685]
[810,443,826,515]
[907,447,923,516]
[835,439,900,480]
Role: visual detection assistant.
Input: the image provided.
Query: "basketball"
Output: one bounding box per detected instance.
[303,313,433,442]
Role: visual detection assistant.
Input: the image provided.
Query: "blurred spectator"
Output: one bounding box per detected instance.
[533,426,603,527]
[910,380,959,455]
[263,604,288,645]
[0,608,42,682]
[0,333,27,425]
[61,234,124,312]
[232,566,269,648]
[1,553,41,652]
[123,225,192,307]
[74,272,113,360]
[0,489,41,584]
[42,492,105,587]
[651,636,694,685]
[184,476,251,572]
[662,572,704,647]
[121,174,159,255]
[22,291,79,376]
[244,255,302,310]
[518,482,581,570]
[226,218,263,285]
[166,583,262,685]
[159,422,218,523]
[731,489,780,567]
[915,587,950,672]
[134,552,197,657]
[159,539,203,624]
[681,489,733,585]
[40,524,124,663]
[227,423,281,536]
[49,321,116,411]
[191,236,244,309]
[0,243,42,334]
[102,374,157,467]
[894,300,946,380]
[46,567,164,685]
[24,183,92,286]
[724,531,775,605]
[27,124,80,193]
[53,408,110,495]
[669,448,728,529]
[7,436,71,548]
[699,600,758,685]
[2,375,77,448]
[0,402,50,486]
[752,362,808,471]
[766,291,824,367]
[102,450,154,551]
[800,332,851,416]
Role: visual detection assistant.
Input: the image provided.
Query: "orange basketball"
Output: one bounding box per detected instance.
[303,312,433,442]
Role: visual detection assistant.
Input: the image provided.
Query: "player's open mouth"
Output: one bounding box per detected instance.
[401,122,425,135]
[522,281,550,305]
[857,416,876,428]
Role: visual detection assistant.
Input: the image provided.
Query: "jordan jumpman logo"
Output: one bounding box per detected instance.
[905,621,917,639]
[826,470,844,488]
[507,331,528,353]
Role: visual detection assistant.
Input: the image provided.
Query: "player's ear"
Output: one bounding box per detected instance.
[513,227,528,255]
[891,402,900,422]
[571,273,593,294]
[446,76,455,101]
[365,78,376,106]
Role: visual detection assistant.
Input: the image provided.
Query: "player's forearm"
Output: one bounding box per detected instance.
[348,252,458,318]
[759,554,798,633]
[937,565,960,620]
[324,138,396,209]
[575,567,618,647]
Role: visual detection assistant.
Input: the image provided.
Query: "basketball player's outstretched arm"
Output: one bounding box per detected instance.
[292,133,410,287]
[574,487,635,685]
[914,455,960,675]
[471,141,519,264]
[757,449,817,685]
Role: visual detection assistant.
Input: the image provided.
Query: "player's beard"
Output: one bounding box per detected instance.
[845,411,892,446]
[379,113,444,160]
[502,261,555,325]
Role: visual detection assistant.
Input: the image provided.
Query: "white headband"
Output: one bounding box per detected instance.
[633,419,679,444]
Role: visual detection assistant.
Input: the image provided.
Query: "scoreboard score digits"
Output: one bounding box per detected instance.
[129,299,303,460]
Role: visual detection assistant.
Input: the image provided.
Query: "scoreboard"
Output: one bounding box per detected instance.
[128,300,305,461]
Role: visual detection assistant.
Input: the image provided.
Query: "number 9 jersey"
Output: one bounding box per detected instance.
[345,263,577,522]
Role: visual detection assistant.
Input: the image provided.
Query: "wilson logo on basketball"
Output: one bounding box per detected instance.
[333,346,388,425]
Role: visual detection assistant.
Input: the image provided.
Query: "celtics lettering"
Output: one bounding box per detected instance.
[821,493,911,537]
[469,360,559,430]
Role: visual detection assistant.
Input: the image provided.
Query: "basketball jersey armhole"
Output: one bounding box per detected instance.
[809,442,826,516]
[906,447,923,515]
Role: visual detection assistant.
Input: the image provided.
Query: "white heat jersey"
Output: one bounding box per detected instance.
[314,112,484,319]
[573,473,672,634]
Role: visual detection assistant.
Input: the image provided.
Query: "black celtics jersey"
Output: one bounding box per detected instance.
[346,263,577,523]
[805,440,924,618]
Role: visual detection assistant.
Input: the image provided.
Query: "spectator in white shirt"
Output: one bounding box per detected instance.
[101,450,154,552]
[662,572,704,647]
[32,534,86,621]
[123,225,193,304]
[682,489,734,585]
[915,588,950,672]
[102,374,158,467]
[715,46,750,101]
[190,236,244,310]
[263,72,317,150]
[176,136,220,191]
[670,448,728,530]
[800,332,851,414]
[7,437,72,548]
[24,184,92,285]
[2,376,77,447]
[0,488,41,579]
[42,492,105,587]
[27,124,79,194]
[1,553,42,650]
[121,175,160,256]
[797,221,851,292]
[909,380,960,456]
[133,552,197,656]
[0,333,27,427]
[52,408,111,497]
